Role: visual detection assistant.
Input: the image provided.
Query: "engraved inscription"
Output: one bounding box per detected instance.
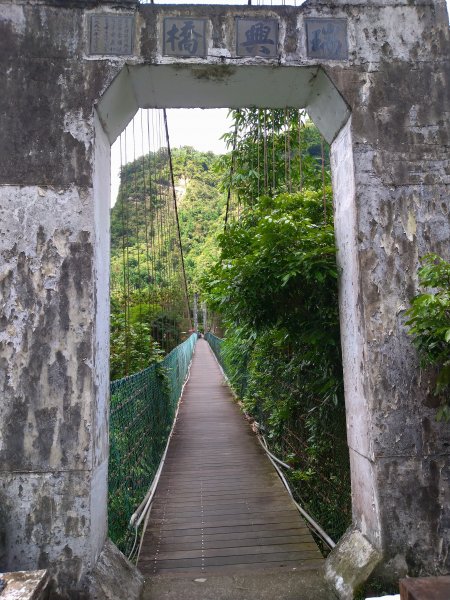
[89,14,134,56]
[163,18,207,57]
[305,18,348,61]
[236,19,278,58]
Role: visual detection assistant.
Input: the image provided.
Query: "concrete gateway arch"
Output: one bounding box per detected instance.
[0,0,449,597]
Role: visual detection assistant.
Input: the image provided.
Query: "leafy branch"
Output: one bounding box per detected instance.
[406,253,450,420]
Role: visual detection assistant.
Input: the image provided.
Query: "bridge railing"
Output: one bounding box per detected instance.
[108,333,197,558]
[204,332,224,370]
[204,332,350,551]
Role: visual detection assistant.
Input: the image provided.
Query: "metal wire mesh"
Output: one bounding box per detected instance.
[204,332,224,369]
[205,333,351,551]
[280,412,351,550]
[108,333,197,556]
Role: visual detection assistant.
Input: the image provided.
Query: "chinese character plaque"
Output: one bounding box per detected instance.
[89,14,134,56]
[163,18,207,58]
[305,18,348,61]
[236,19,278,58]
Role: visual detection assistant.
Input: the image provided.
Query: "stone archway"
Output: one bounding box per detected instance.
[0,1,449,597]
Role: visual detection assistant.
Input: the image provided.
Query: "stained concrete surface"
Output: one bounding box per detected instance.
[143,566,335,600]
[1,0,449,596]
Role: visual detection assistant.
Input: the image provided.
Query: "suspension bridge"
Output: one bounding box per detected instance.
[110,331,334,597]
[139,339,334,598]
[104,107,338,598]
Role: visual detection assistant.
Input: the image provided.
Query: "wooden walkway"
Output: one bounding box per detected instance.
[138,338,323,577]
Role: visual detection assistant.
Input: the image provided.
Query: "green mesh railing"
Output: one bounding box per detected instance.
[108,333,197,556]
[204,332,224,370]
[204,333,351,553]
[205,332,248,397]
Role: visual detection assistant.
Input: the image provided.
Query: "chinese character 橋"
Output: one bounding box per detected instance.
[166,23,180,52]
[165,20,203,55]
[178,20,202,54]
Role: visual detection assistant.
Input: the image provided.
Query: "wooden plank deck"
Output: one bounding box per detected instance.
[138,338,323,577]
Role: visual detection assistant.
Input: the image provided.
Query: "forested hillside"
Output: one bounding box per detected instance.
[172,147,227,291]
[110,146,225,379]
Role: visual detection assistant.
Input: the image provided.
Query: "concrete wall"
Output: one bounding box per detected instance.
[0,2,119,595]
[0,0,449,595]
[324,1,450,578]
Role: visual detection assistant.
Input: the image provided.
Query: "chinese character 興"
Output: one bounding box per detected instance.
[241,22,275,56]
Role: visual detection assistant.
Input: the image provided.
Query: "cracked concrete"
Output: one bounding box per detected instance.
[0,0,449,597]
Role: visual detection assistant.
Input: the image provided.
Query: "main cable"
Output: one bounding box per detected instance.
[224,113,239,229]
[163,109,192,329]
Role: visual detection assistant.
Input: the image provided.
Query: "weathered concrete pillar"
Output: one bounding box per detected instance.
[323,0,450,593]
[0,0,142,597]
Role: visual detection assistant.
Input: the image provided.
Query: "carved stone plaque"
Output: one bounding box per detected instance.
[89,14,134,56]
[163,18,207,58]
[236,18,278,58]
[305,18,348,61]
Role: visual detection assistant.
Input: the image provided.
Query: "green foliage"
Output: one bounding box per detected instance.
[205,191,336,333]
[218,108,330,204]
[220,328,253,398]
[175,148,227,291]
[203,108,350,545]
[110,314,164,380]
[110,146,225,377]
[406,254,450,420]
[111,146,225,291]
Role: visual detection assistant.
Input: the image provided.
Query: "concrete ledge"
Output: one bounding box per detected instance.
[325,528,382,600]
[84,539,144,600]
[143,566,335,600]
[0,570,49,600]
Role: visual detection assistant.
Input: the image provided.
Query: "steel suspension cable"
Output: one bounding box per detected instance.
[287,108,292,193]
[156,111,171,352]
[224,113,239,229]
[257,109,261,199]
[160,113,176,351]
[263,109,268,193]
[140,110,154,345]
[121,130,131,375]
[298,109,303,193]
[163,109,192,329]
[272,110,276,192]
[144,111,157,347]
[154,111,167,350]
[131,118,144,353]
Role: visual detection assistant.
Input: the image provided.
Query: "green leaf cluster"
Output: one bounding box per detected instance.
[406,254,450,420]
[205,191,337,334]
[217,109,330,204]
